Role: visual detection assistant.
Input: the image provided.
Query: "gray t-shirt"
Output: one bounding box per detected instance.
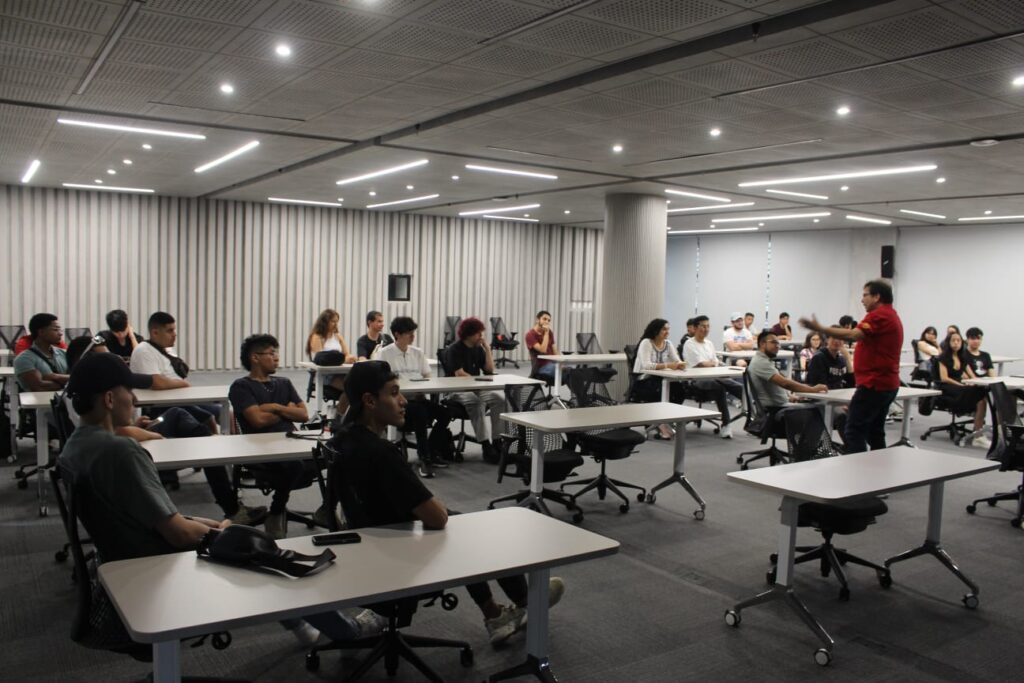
[13,346,68,390]
[57,424,177,562]
[748,350,789,409]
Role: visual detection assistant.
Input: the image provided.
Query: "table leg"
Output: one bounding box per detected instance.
[153,640,182,682]
[489,567,557,682]
[996,362,1005,375]
[6,382,18,463]
[823,403,834,440]
[519,436,551,516]
[550,364,566,410]
[884,481,980,607]
[892,398,916,447]
[644,420,706,519]
[36,407,49,517]
[660,378,670,402]
[217,399,231,435]
[315,370,325,416]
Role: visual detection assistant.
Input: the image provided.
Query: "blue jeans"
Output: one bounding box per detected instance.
[535,363,556,380]
[280,611,361,641]
[845,387,898,453]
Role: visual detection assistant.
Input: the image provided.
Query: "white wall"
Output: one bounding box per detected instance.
[0,185,602,370]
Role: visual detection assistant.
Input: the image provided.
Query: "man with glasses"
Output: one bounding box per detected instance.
[747,331,827,409]
[13,313,69,391]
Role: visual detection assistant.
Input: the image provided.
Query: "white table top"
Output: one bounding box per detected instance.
[989,355,1020,364]
[143,432,320,469]
[132,386,230,405]
[0,366,13,377]
[794,386,940,404]
[18,390,54,408]
[0,349,11,357]
[538,353,627,364]
[98,507,619,643]
[727,446,998,504]
[503,403,719,433]
[646,366,744,381]
[397,374,542,395]
[298,360,438,372]
[718,349,794,360]
[965,375,1024,389]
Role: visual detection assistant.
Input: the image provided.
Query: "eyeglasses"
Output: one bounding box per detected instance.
[255,351,280,358]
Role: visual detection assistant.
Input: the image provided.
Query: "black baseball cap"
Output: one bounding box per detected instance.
[343,361,398,420]
[66,353,153,397]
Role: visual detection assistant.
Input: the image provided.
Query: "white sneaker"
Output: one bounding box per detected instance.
[719,424,733,439]
[354,609,387,638]
[287,621,320,647]
[484,606,520,645]
[972,434,991,449]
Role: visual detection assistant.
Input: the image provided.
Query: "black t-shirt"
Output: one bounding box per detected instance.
[966,350,993,377]
[99,330,144,361]
[938,355,966,382]
[329,424,433,527]
[805,349,848,389]
[229,376,302,434]
[357,333,393,359]
[445,341,486,376]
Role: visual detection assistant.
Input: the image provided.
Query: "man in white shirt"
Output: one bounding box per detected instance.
[723,311,754,368]
[377,316,451,478]
[683,315,743,438]
[744,312,757,339]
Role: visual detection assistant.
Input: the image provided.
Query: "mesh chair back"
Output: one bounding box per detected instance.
[566,367,617,408]
[622,344,640,401]
[783,406,839,462]
[490,317,510,338]
[989,382,1024,469]
[0,325,25,349]
[442,316,461,347]
[576,333,602,354]
[66,328,93,341]
[742,370,776,437]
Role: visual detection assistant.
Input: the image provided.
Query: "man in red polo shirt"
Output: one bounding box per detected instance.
[800,279,903,452]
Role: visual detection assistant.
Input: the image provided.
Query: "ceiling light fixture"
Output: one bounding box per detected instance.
[840,185,849,191]
[712,211,830,223]
[465,163,558,180]
[709,127,721,137]
[406,185,414,190]
[106,169,116,175]
[451,175,459,181]
[368,191,376,197]
[765,188,829,200]
[969,139,999,147]
[336,159,429,186]
[459,203,540,217]
[959,214,1024,221]
[94,179,103,184]
[220,82,234,94]
[58,118,205,140]
[564,210,571,214]
[813,219,819,223]
[738,164,937,187]
[63,183,153,193]
[612,144,623,153]
[268,197,342,207]
[984,210,993,215]
[1013,75,1024,87]
[846,214,892,225]
[194,140,260,173]
[668,226,758,235]
[21,159,40,183]
[664,189,731,203]
[142,143,152,150]
[836,105,851,116]
[900,209,946,219]
[935,177,946,183]
[366,194,439,209]
[122,158,132,165]
[667,202,755,213]
[275,43,292,57]
[481,215,539,222]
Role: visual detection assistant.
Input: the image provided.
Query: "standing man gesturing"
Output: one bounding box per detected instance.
[800,279,903,453]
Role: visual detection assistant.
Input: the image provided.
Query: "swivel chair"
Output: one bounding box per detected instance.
[919,361,978,446]
[0,324,25,349]
[966,382,1024,528]
[489,317,519,368]
[65,327,93,341]
[737,371,789,470]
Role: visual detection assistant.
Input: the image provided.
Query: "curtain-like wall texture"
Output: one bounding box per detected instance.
[0,185,603,370]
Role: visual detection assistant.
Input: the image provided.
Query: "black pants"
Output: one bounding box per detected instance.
[448,510,529,608]
[248,460,317,514]
[692,378,743,423]
[845,387,899,453]
[149,407,238,515]
[404,399,451,462]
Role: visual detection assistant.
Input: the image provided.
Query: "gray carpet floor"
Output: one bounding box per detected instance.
[2,368,1022,682]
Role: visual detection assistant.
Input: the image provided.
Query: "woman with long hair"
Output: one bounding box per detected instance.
[633,318,686,439]
[799,331,821,372]
[935,331,989,448]
[306,308,357,409]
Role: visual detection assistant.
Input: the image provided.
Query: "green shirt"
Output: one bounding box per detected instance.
[57,424,177,562]
[13,345,68,390]
[748,350,790,409]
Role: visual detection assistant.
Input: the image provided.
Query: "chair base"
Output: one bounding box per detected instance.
[770,539,890,601]
[489,654,559,683]
[561,471,645,513]
[919,416,973,446]
[738,445,788,470]
[308,627,472,682]
[495,356,520,369]
[488,487,583,523]
[967,483,1023,528]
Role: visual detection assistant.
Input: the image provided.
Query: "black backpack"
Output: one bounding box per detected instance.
[427,425,457,462]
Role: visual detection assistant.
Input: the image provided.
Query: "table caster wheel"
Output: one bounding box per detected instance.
[740,463,749,471]
[39,506,47,517]
[637,492,646,503]
[965,504,976,514]
[814,648,832,666]
[572,511,584,524]
[619,503,629,513]
[766,569,776,585]
[441,593,459,610]
[487,503,495,510]
[878,571,893,589]
[6,455,15,464]
[645,493,656,504]
[693,509,705,521]
[54,549,68,563]
[962,594,979,610]
[305,652,320,672]
[736,456,743,464]
[1011,518,1022,529]
[769,553,778,563]
[17,479,28,490]
[985,499,997,507]
[724,610,741,627]
[838,587,850,602]
[460,647,474,667]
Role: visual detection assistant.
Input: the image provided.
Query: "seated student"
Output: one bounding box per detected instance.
[330,362,564,646]
[964,327,995,379]
[770,312,793,340]
[443,317,507,463]
[524,310,559,381]
[306,308,357,403]
[946,324,961,339]
[682,315,741,439]
[98,309,143,362]
[377,316,451,478]
[837,315,858,349]
[57,353,376,646]
[799,331,822,373]
[935,332,989,449]
[743,312,757,339]
[65,335,264,525]
[804,334,853,442]
[357,310,394,360]
[230,334,326,538]
[916,326,940,367]
[633,318,686,439]
[723,312,754,367]
[747,331,827,410]
[14,313,69,391]
[677,317,697,356]
[12,317,68,356]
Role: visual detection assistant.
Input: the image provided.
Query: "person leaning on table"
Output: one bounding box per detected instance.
[634,317,686,439]
[746,330,828,410]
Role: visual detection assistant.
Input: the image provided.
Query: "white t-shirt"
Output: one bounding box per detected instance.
[376,343,431,380]
[130,341,180,380]
[682,337,720,367]
[723,326,754,349]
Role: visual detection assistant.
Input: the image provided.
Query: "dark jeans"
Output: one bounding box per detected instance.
[845,387,899,453]
[404,399,451,462]
[692,378,744,423]
[248,460,317,514]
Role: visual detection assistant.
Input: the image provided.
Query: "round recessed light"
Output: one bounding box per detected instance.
[935,177,946,183]
[813,218,820,223]
[337,198,344,202]
[368,191,376,197]
[107,168,116,175]
[123,158,132,165]
[666,200,671,204]
[984,210,993,215]
[612,144,623,153]
[275,43,292,58]
[524,214,530,217]
[451,175,459,181]
[563,210,571,215]
[406,184,414,190]
[94,179,103,184]
[709,127,722,137]
[142,143,152,150]
[758,223,764,227]
[220,82,235,94]
[1013,75,1024,87]
[970,138,999,147]
[840,185,849,191]
[836,105,851,116]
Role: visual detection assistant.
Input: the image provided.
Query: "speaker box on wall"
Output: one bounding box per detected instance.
[881,245,895,278]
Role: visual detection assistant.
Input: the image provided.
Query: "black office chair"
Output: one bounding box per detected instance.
[966,382,1024,528]
[919,361,978,446]
[65,327,93,341]
[908,339,933,388]
[304,350,345,405]
[489,317,519,368]
[0,324,25,349]
[434,345,481,460]
[50,393,83,565]
[441,316,461,348]
[737,371,789,470]
[576,332,618,385]
[622,344,647,404]
[767,408,891,601]
[310,442,473,680]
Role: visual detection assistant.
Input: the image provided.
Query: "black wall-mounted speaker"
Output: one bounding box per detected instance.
[881,245,895,279]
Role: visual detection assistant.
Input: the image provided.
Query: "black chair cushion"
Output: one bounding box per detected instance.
[799,497,888,535]
[533,449,584,483]
[577,428,645,459]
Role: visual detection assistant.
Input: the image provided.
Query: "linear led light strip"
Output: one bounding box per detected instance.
[459,203,540,216]
[664,188,730,202]
[366,194,439,209]
[268,197,342,207]
[63,183,153,193]
[21,159,40,183]
[958,215,1024,221]
[482,215,538,222]
[668,202,754,213]
[57,117,206,140]
[336,159,428,186]
[194,140,259,173]
[900,209,946,220]
[765,188,829,200]
[712,211,830,223]
[668,226,759,235]
[738,164,937,187]
[846,214,891,225]
[465,164,558,180]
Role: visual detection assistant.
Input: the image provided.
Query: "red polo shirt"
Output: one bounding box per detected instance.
[853,303,903,391]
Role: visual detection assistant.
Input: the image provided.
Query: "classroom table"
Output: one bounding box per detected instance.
[97,507,619,683]
[989,355,1020,375]
[725,446,997,665]
[503,403,719,519]
[793,386,940,447]
[299,359,439,416]
[0,348,11,365]
[718,349,795,377]
[142,431,321,470]
[15,390,52,516]
[397,374,543,396]
[965,375,1024,389]
[537,353,628,408]
[645,366,744,402]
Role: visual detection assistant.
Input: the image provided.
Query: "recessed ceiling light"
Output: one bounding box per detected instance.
[738,164,937,187]
[935,177,946,183]
[758,222,765,226]
[846,214,892,225]
[64,183,153,193]
[970,139,999,147]
[465,163,558,180]
[107,169,116,175]
[1012,75,1024,86]
[122,158,132,165]
[21,159,40,183]
[765,188,829,200]
[459,203,540,217]
[666,200,671,204]
[668,226,758,235]
[481,215,539,222]
[959,214,1024,221]
[194,140,260,173]
[275,43,292,57]
[667,202,755,213]
[664,189,731,202]
[523,213,531,217]
[337,198,344,202]
[612,144,623,153]
[368,191,376,196]
[563,210,571,214]
[712,211,830,223]
[220,83,234,94]
[406,185,414,190]
[836,105,851,116]
[58,118,205,140]
[142,143,152,150]
[900,209,946,219]
[268,197,342,207]
[366,193,440,209]
[709,127,721,137]
[813,219,819,223]
[840,186,849,191]
[984,210,993,215]
[336,159,429,186]
[94,179,103,184]
[451,175,459,181]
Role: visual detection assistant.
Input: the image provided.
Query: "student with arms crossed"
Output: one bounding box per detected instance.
[682,315,742,439]
[723,312,754,367]
[14,313,69,391]
[357,310,394,360]
[443,317,507,464]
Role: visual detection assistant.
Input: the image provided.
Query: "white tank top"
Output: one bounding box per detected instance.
[322,335,342,353]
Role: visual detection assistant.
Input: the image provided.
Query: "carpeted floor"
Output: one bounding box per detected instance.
[2,369,1022,682]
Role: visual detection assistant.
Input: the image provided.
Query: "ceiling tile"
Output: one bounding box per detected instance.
[745,37,876,77]
[253,0,391,43]
[511,16,649,58]
[579,0,734,35]
[0,0,118,33]
[599,76,711,106]
[670,58,788,92]
[319,48,437,79]
[457,43,578,77]
[361,23,480,61]
[143,0,278,24]
[0,16,100,55]
[127,11,242,51]
[831,7,986,60]
[414,0,547,35]
[221,29,348,67]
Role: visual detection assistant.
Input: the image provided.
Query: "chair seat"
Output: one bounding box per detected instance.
[518,448,583,482]
[799,497,888,534]
[577,428,645,459]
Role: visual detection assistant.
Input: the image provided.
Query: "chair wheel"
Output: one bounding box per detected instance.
[735,456,743,464]
[645,493,656,504]
[986,500,998,507]
[740,463,749,471]
[572,511,584,524]
[637,492,646,503]
[724,609,741,627]
[39,505,47,517]
[769,553,778,563]
[814,648,832,666]
[693,509,705,521]
[619,503,629,513]
[17,479,27,489]
[920,434,928,441]
[54,550,68,563]
[766,569,776,585]
[460,647,474,667]
[1011,517,1022,528]
[305,652,320,672]
[487,503,495,510]
[878,571,893,588]
[441,593,458,610]
[965,504,976,514]
[838,587,850,602]
[962,594,979,610]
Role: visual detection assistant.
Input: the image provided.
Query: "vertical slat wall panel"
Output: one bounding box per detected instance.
[1,185,602,370]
